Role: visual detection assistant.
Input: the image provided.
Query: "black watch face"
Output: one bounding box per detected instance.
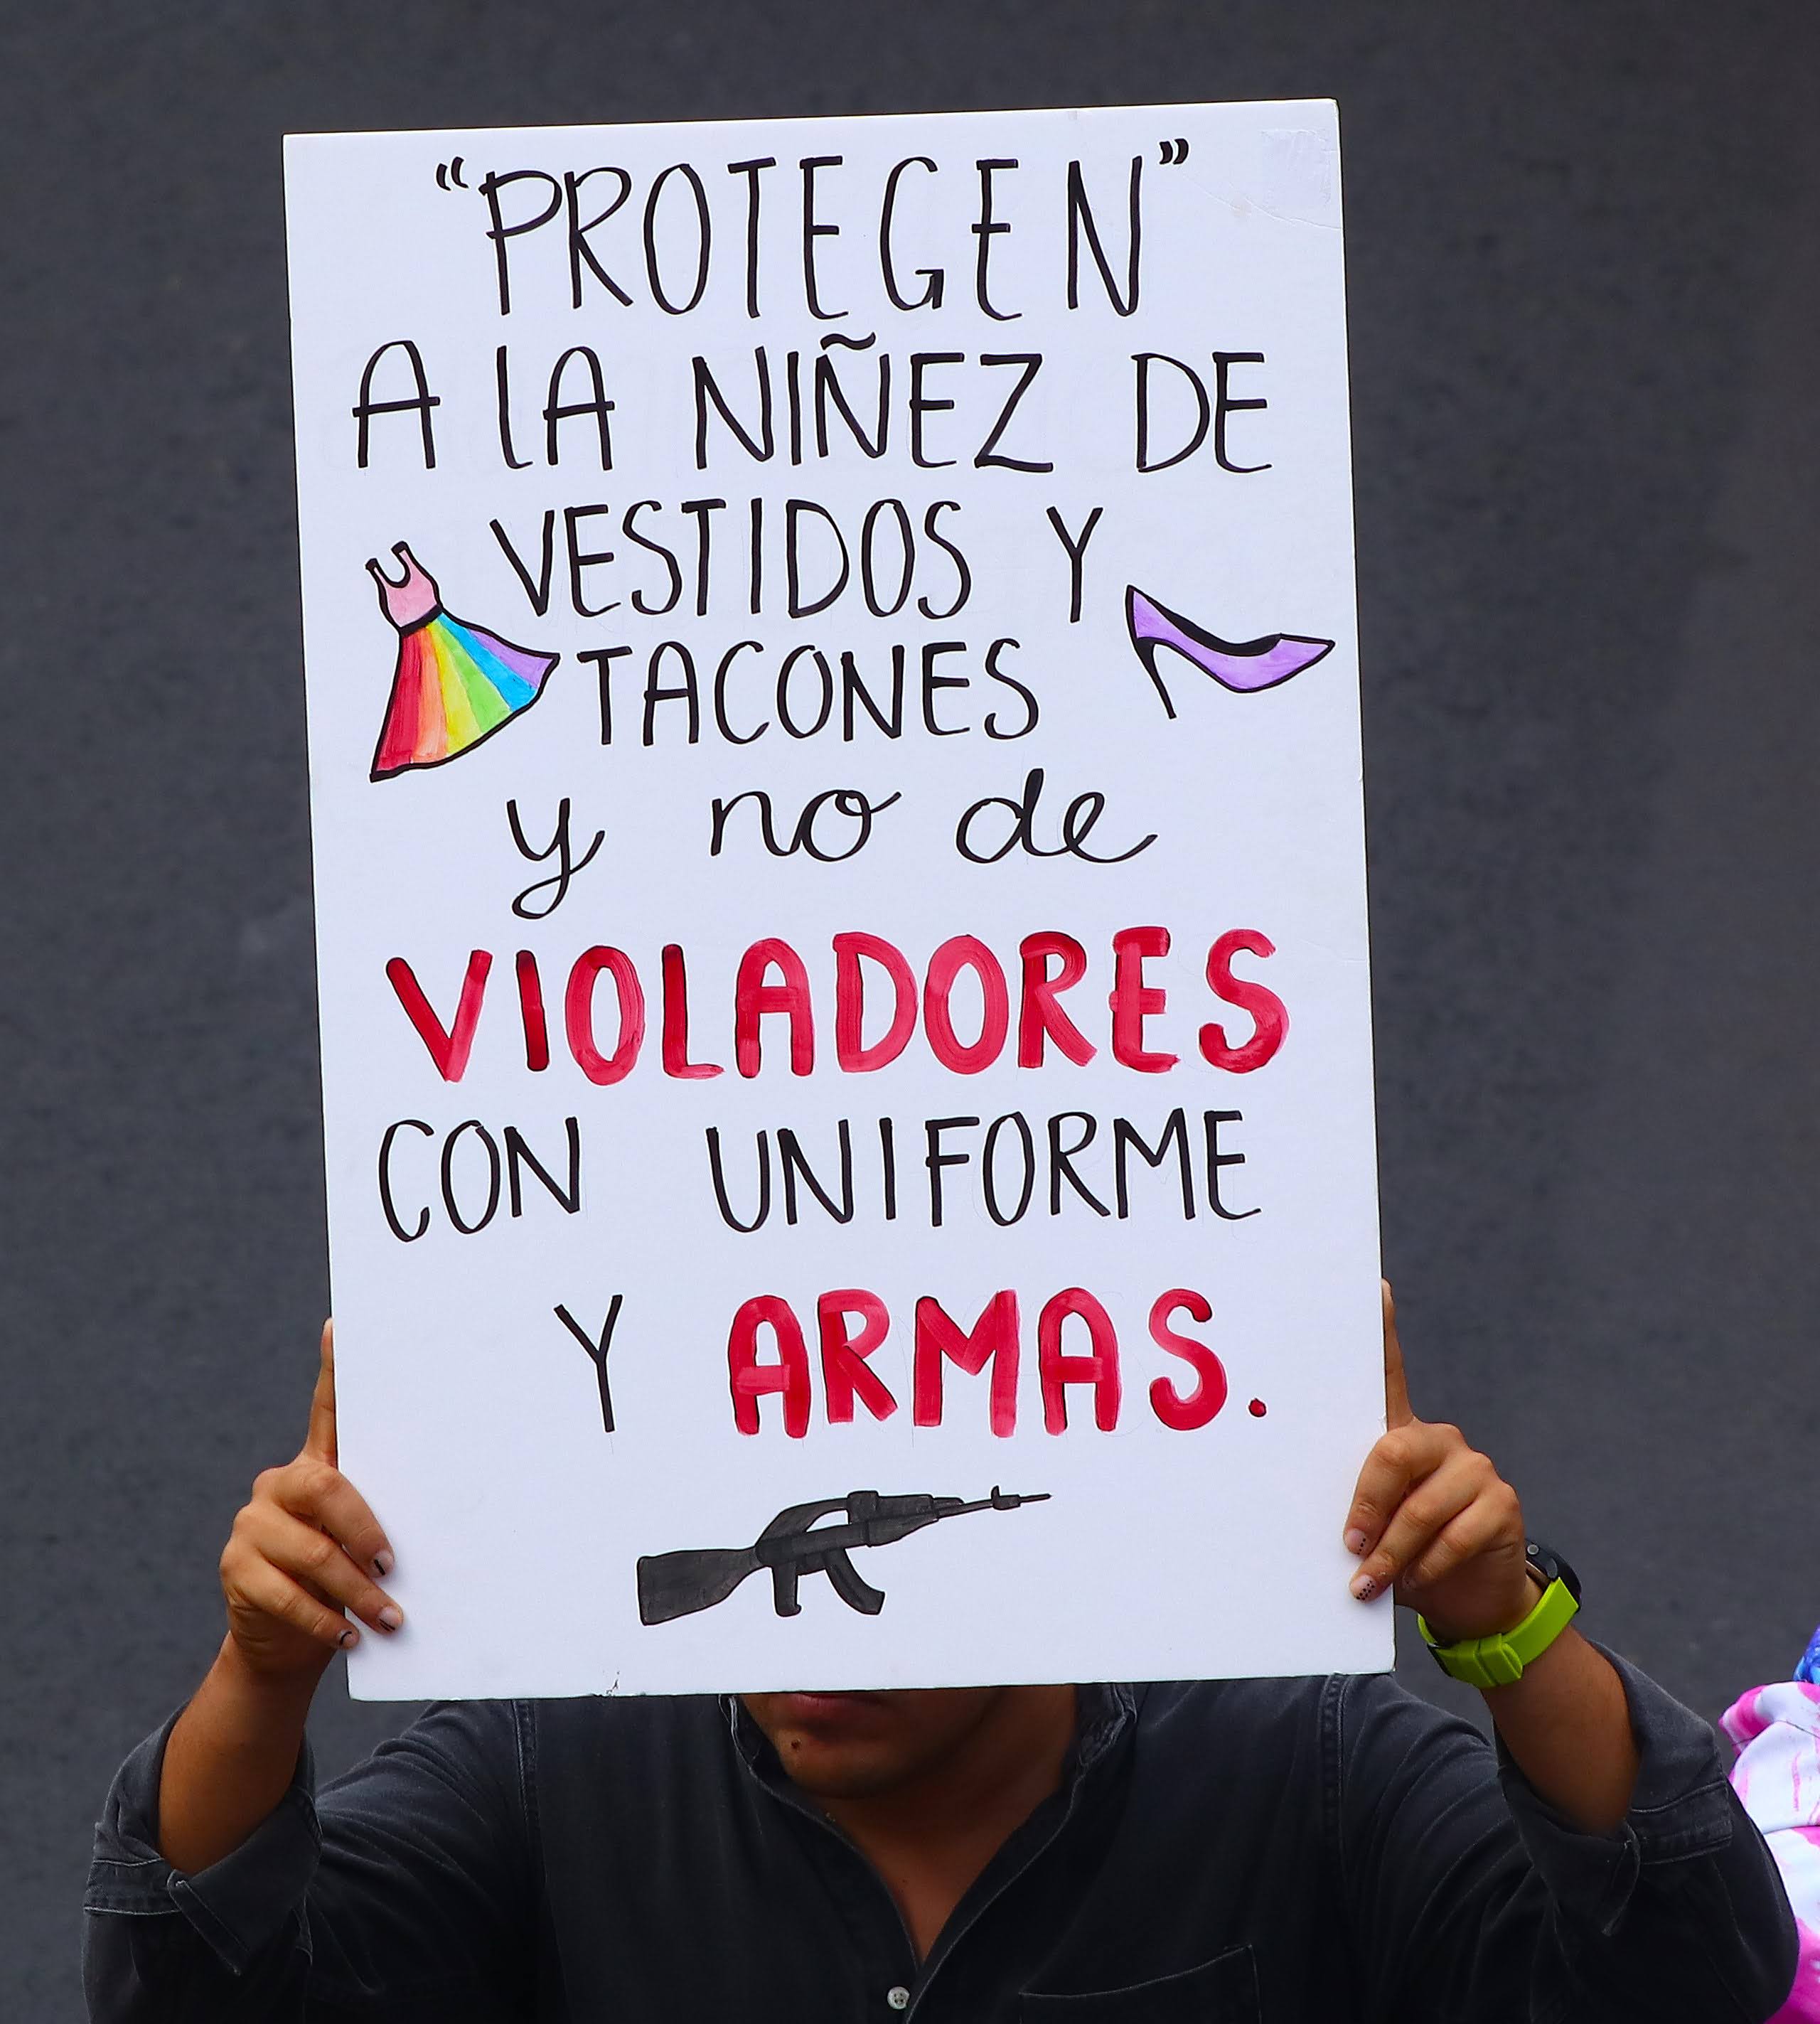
[1525,1540,1583,1605]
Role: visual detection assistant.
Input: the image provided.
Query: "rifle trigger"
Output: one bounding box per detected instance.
[824,1548,887,1617]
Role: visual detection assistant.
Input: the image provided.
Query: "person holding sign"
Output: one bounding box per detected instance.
[83,1293,1796,2020]
[83,97,1795,2020]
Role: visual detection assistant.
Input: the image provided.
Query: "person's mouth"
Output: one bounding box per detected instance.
[770,1691,892,1730]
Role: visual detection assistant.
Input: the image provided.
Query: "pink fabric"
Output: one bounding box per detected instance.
[368,542,441,629]
[1725,1681,1820,2021]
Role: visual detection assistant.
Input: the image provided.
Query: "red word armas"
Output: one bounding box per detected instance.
[728,1285,1230,1437]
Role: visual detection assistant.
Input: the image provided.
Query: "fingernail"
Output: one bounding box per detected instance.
[373,1551,394,1579]
[1350,1574,1379,1602]
[378,1605,404,1632]
[339,1627,360,1648]
[1344,1528,1368,1556]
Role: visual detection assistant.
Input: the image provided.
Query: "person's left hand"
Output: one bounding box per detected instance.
[1342,1285,1536,1643]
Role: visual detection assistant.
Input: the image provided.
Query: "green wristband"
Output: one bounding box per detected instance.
[1418,1577,1580,1689]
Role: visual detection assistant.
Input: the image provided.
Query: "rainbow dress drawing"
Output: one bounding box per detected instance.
[367,542,557,780]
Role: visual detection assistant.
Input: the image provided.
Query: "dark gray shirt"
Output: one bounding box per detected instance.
[84,1660,1795,2022]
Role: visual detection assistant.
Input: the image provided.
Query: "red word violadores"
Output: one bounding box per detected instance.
[386,926,1288,1082]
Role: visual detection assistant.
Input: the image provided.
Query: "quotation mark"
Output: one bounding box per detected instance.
[435,156,469,191]
[1158,138,1190,166]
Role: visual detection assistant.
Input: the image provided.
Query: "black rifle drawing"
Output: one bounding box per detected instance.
[636,1487,1051,1626]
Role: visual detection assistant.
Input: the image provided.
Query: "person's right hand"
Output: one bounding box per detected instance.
[219,1321,402,1678]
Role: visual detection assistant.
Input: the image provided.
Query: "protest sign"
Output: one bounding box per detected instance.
[284,99,1388,1697]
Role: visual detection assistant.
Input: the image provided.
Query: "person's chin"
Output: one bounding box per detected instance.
[744,1691,909,1792]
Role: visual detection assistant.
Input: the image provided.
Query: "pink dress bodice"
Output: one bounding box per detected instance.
[367,542,441,630]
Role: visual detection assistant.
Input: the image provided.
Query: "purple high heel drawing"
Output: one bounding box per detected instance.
[1125,585,1334,719]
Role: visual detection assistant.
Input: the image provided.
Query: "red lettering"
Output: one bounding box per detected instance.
[1146,1289,1226,1430]
[734,937,816,1077]
[1017,931,1096,1067]
[923,935,1011,1074]
[564,946,646,1086]
[833,931,917,1071]
[386,951,493,1081]
[728,1294,811,1436]
[661,943,723,1079]
[1038,1287,1123,1432]
[1199,929,1288,1073]
[724,1283,1229,1435]
[913,1292,1020,1434]
[817,1290,898,1423]
[515,951,550,1072]
[1108,926,1177,1071]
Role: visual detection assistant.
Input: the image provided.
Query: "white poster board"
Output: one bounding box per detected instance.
[284,100,1388,1698]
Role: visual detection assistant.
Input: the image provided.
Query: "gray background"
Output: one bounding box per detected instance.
[4,1,1816,2010]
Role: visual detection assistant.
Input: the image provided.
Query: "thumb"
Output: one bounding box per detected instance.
[1382,1280,1413,1429]
[304,1319,338,1465]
